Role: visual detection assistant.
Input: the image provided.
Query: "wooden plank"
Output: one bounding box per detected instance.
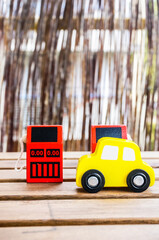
[0,199,159,226]
[0,160,78,169]
[0,181,159,200]
[0,159,158,170]
[0,152,27,160]
[0,169,76,182]
[0,151,159,160]
[144,159,159,168]
[1,225,159,240]
[0,168,158,182]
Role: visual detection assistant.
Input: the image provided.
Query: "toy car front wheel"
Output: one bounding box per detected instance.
[127,169,150,192]
[81,169,105,193]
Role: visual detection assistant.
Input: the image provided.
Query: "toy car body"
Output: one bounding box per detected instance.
[76,137,155,193]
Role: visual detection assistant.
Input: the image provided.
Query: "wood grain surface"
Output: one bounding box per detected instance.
[0,199,159,226]
[1,225,159,240]
[0,181,159,200]
[0,152,159,239]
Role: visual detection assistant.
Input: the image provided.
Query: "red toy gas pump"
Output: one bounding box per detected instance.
[91,125,127,153]
[26,125,63,183]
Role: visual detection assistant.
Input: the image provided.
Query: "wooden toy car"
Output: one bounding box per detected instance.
[76,137,155,193]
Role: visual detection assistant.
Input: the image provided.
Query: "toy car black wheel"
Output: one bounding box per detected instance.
[127,169,150,192]
[81,169,105,193]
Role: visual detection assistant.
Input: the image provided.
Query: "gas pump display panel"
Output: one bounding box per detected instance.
[91,125,127,153]
[26,125,63,183]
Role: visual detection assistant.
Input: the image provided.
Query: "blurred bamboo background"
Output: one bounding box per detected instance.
[0,0,159,151]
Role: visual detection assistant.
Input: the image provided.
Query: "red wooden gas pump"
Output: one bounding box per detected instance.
[26,125,63,183]
[91,125,127,153]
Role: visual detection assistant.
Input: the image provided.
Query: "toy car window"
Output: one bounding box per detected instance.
[101,145,119,160]
[123,147,135,161]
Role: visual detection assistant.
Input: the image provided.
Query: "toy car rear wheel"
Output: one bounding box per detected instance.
[127,169,150,192]
[81,169,105,193]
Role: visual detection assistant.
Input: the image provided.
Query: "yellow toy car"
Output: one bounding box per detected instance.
[76,137,155,193]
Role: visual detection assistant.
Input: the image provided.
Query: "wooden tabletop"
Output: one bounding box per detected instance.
[0,151,159,240]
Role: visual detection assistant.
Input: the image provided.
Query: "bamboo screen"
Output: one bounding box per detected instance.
[0,0,159,151]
